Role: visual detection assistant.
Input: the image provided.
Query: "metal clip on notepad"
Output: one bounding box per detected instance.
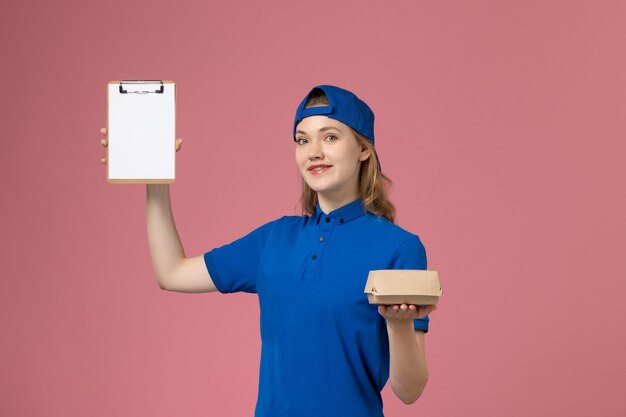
[119,80,164,94]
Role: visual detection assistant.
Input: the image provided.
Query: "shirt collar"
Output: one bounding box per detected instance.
[314,198,367,225]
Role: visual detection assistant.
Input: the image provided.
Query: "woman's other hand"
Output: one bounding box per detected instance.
[378,303,437,324]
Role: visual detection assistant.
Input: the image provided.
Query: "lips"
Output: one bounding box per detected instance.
[308,164,332,171]
[308,164,332,174]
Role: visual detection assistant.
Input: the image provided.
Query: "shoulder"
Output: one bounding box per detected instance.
[258,213,308,226]
[256,214,315,237]
[373,221,427,269]
[362,212,422,242]
[272,213,317,228]
[362,212,426,261]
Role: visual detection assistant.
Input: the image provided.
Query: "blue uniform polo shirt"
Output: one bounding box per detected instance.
[203,198,429,417]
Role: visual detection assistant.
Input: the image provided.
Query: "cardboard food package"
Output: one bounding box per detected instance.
[363,270,442,305]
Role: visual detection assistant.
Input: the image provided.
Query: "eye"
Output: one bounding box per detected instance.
[296,138,307,145]
[325,135,337,141]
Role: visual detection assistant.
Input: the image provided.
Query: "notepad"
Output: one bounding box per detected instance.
[106,80,176,183]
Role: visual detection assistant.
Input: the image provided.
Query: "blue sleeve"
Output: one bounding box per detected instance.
[390,233,430,333]
[203,219,277,294]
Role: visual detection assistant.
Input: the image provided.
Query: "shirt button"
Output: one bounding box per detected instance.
[319,236,325,242]
[325,218,331,223]
[339,218,344,224]
[312,255,317,260]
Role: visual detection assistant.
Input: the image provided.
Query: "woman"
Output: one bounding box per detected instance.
[99,84,437,417]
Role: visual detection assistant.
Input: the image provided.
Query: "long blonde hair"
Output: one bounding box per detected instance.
[297,91,397,223]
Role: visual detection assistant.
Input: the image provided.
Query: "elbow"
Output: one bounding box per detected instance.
[401,386,426,405]
[402,387,425,405]
[397,376,429,405]
[156,274,173,291]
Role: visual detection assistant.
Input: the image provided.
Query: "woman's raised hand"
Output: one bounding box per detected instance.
[99,127,183,164]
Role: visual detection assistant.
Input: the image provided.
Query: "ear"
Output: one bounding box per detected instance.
[359,147,371,162]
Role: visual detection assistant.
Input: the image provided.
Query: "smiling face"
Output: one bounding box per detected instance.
[295,115,371,208]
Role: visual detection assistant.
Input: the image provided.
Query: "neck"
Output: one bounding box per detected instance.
[317,191,360,214]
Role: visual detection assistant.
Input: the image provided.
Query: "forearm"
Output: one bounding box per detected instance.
[146,184,185,288]
[387,320,429,404]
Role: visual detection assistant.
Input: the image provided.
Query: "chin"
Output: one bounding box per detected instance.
[302,180,323,192]
[308,184,340,195]
[301,174,340,193]
[305,183,325,192]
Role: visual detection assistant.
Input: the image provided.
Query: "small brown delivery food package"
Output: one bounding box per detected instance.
[363,270,442,305]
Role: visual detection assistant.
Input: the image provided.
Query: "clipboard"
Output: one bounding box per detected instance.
[106,80,176,184]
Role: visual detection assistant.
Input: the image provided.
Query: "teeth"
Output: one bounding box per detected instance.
[311,166,328,172]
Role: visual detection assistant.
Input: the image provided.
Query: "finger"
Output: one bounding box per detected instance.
[101,158,106,164]
[175,138,183,151]
[420,305,437,316]
[100,127,107,135]
[101,139,108,147]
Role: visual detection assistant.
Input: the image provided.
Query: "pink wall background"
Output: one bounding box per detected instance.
[1,0,625,416]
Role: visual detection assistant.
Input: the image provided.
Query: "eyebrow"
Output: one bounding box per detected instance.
[295,126,343,135]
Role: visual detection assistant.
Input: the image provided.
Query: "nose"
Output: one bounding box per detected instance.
[307,139,323,160]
